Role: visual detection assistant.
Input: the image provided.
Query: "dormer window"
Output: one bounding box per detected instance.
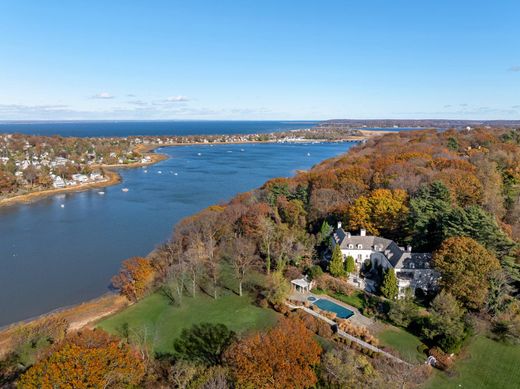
[357,244,363,249]
[348,244,354,249]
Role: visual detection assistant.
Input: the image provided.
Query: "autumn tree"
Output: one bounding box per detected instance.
[347,189,409,238]
[18,329,145,388]
[380,268,399,300]
[329,245,345,277]
[225,317,322,388]
[320,348,386,388]
[264,270,291,305]
[433,237,500,309]
[111,257,155,302]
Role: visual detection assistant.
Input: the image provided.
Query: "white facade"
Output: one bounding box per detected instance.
[333,225,438,298]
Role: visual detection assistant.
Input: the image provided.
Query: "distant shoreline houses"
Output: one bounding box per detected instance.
[333,223,438,298]
[51,171,105,188]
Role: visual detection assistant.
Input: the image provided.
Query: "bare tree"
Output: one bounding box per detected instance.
[228,236,258,296]
[258,217,276,275]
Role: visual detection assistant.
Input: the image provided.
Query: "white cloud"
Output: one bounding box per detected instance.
[165,95,189,102]
[508,66,520,72]
[92,92,114,99]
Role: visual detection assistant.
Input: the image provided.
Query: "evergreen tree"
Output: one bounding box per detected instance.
[318,220,333,244]
[447,137,459,151]
[329,245,345,277]
[345,255,356,275]
[380,268,398,300]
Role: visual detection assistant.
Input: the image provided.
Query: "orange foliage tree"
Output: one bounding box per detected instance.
[18,329,145,388]
[111,256,155,302]
[225,317,322,388]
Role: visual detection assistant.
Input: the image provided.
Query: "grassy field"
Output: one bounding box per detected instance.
[97,292,278,354]
[377,326,426,364]
[425,336,520,389]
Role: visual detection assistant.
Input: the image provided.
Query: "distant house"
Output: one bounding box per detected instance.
[52,175,66,188]
[71,173,89,183]
[90,171,103,181]
[332,223,438,298]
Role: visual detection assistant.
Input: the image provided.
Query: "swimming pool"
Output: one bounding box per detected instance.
[313,298,354,319]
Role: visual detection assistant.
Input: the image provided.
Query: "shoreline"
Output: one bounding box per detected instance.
[0,151,167,208]
[0,135,376,209]
[0,294,129,357]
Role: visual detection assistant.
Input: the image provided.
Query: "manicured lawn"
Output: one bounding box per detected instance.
[97,292,278,354]
[425,336,520,389]
[331,290,365,309]
[314,289,365,310]
[378,326,426,364]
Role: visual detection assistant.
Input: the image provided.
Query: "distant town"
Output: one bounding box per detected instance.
[0,127,372,202]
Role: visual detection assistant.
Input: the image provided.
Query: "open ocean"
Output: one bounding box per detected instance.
[0,120,319,137]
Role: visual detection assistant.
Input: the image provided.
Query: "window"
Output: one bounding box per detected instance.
[348,244,354,249]
[357,244,363,249]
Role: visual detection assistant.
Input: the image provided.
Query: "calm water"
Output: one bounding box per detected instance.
[0,142,352,326]
[0,120,318,137]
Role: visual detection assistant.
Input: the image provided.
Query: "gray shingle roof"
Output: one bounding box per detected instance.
[333,228,432,269]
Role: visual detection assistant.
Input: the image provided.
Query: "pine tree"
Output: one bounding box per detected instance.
[345,255,356,275]
[318,220,333,244]
[329,245,345,277]
[380,268,398,300]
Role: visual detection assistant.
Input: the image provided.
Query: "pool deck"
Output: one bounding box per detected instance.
[290,291,373,328]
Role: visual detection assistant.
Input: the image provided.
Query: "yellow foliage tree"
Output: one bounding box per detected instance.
[347,189,409,236]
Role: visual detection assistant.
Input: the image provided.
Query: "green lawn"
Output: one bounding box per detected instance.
[331,290,365,309]
[97,292,278,354]
[425,336,520,389]
[314,289,365,310]
[378,326,426,364]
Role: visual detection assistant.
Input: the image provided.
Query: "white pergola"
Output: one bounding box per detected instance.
[291,278,311,293]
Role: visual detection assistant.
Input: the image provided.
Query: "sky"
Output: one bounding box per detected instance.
[0,1,519,120]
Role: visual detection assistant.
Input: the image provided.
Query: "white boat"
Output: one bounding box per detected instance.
[60,204,65,208]
[197,152,202,156]
[307,152,311,156]
[143,170,148,173]
[174,172,178,176]
[240,148,245,152]
[122,188,129,192]
[158,170,162,174]
[98,191,105,195]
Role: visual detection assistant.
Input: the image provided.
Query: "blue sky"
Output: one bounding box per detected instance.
[0,1,519,120]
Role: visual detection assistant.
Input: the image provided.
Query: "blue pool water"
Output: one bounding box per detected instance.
[313,299,354,319]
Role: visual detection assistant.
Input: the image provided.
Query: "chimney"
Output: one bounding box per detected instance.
[346,232,351,238]
[337,221,342,229]
[407,245,412,252]
[360,228,366,237]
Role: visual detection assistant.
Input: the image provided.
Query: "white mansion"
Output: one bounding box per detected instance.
[332,223,438,298]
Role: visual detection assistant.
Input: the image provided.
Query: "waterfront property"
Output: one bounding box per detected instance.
[333,224,438,298]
